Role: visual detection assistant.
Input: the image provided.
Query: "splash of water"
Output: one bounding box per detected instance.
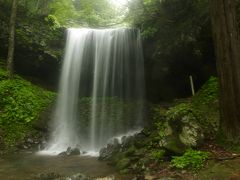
[42,28,145,155]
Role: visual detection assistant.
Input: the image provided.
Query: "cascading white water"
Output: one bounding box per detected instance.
[42,28,145,154]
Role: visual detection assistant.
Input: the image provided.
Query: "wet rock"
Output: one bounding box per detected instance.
[27,138,34,143]
[58,151,68,156]
[94,175,115,180]
[39,139,48,150]
[121,136,135,149]
[179,116,204,147]
[67,147,81,156]
[99,132,147,161]
[99,142,120,160]
[36,172,62,179]
[58,147,81,156]
[69,173,89,180]
[23,145,29,149]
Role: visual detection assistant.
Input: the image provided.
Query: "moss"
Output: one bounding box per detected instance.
[124,146,136,156]
[198,159,240,179]
[160,77,219,138]
[150,149,166,161]
[216,131,240,153]
[0,68,55,148]
[163,136,186,154]
[116,158,131,171]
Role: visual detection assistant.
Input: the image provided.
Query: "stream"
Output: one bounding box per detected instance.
[0,152,132,180]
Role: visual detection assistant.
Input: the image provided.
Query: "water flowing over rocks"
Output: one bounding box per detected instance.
[98,111,205,177]
[58,147,81,156]
[99,131,148,161]
[43,28,145,153]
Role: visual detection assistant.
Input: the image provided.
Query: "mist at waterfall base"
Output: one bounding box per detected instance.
[41,28,145,155]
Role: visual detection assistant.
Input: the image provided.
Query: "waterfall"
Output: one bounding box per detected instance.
[42,28,145,154]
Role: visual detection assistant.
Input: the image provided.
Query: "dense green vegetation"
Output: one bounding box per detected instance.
[99,77,219,176]
[0,0,64,84]
[0,67,55,147]
[49,0,120,27]
[126,0,216,100]
[165,76,219,136]
[171,149,209,170]
[1,0,240,179]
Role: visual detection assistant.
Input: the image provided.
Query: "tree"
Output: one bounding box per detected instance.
[7,0,18,79]
[48,0,117,27]
[210,0,240,141]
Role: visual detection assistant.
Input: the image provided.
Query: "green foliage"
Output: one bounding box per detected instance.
[49,0,77,26]
[152,77,219,139]
[0,68,55,146]
[116,158,131,171]
[192,76,219,105]
[141,27,158,39]
[171,149,209,170]
[0,68,7,80]
[15,15,64,60]
[126,0,215,98]
[127,0,211,53]
[216,131,240,153]
[49,0,119,27]
[0,1,64,64]
[45,15,60,30]
[150,149,165,161]
[166,103,197,122]
[192,77,220,135]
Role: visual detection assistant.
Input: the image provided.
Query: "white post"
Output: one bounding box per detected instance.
[189,75,195,96]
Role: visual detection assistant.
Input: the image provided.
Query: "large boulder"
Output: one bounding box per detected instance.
[159,115,204,154]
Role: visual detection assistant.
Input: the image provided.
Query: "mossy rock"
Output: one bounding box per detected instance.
[160,135,186,154]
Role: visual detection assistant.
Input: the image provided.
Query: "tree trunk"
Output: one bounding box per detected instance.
[210,0,240,141]
[7,0,18,79]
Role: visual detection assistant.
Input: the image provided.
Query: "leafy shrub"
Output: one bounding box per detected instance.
[45,15,60,30]
[150,149,165,161]
[0,68,55,146]
[166,103,198,122]
[0,68,7,80]
[171,149,209,170]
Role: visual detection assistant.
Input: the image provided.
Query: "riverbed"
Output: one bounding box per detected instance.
[0,152,131,180]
